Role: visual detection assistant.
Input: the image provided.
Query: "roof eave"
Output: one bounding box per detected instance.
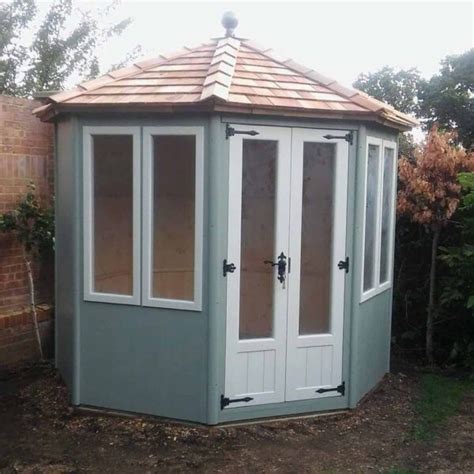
[34,100,416,131]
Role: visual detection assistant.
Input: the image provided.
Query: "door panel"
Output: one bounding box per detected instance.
[286,129,348,401]
[225,126,291,407]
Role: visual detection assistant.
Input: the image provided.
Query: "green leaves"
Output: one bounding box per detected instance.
[354,49,473,149]
[353,66,422,115]
[0,0,140,97]
[467,296,474,309]
[0,183,54,258]
[458,172,474,208]
[438,173,474,312]
[419,49,474,149]
[0,0,36,95]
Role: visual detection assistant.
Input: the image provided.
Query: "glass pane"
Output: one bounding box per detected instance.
[380,147,395,284]
[239,140,277,339]
[93,135,133,295]
[152,135,195,301]
[363,144,380,292]
[299,143,335,335]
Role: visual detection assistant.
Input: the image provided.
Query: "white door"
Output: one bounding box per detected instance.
[285,129,348,401]
[224,126,292,408]
[224,125,348,409]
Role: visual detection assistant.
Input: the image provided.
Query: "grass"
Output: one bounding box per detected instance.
[413,373,474,440]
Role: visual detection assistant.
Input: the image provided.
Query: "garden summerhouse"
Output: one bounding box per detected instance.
[34,15,417,424]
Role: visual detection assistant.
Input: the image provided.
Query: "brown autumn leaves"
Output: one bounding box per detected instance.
[397,126,474,228]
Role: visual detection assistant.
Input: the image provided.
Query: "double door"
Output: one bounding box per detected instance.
[224,125,349,407]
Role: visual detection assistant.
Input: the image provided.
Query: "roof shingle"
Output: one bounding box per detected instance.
[33,38,418,129]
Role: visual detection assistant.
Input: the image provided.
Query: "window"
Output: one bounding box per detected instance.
[361,137,397,302]
[83,125,203,311]
[83,127,141,304]
[142,127,204,311]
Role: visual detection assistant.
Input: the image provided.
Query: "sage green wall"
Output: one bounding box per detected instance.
[76,115,211,423]
[348,124,399,407]
[55,118,80,400]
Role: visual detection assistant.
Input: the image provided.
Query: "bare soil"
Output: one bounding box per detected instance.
[0,363,472,473]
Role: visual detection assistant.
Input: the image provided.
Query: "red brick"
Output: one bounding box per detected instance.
[0,95,54,369]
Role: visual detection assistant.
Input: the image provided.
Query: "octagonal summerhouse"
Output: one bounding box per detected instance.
[34,18,417,424]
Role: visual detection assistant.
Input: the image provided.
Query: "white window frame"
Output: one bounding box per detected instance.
[378,141,397,288]
[83,126,141,305]
[360,137,397,303]
[142,126,204,311]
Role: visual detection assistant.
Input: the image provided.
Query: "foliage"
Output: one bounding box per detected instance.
[398,127,474,227]
[353,67,420,160]
[397,127,474,363]
[0,0,36,95]
[354,49,473,149]
[437,172,474,367]
[0,183,54,257]
[353,66,422,115]
[413,373,474,440]
[0,183,54,359]
[0,0,140,97]
[419,49,474,149]
[458,171,474,208]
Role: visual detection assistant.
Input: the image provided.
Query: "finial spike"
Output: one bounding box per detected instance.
[221,11,238,37]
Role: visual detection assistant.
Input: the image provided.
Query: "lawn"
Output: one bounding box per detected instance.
[0,363,473,473]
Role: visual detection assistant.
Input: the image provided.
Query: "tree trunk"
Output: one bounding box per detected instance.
[23,251,43,359]
[426,225,441,364]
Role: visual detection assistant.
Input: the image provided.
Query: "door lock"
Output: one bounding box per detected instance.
[264,252,287,287]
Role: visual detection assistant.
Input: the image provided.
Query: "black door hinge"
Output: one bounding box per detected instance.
[338,257,350,273]
[223,259,236,277]
[221,394,254,409]
[323,131,354,145]
[316,381,345,396]
[226,123,259,140]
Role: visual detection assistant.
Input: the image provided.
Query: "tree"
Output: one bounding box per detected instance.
[0,184,54,359]
[419,49,474,149]
[0,0,36,95]
[0,0,140,97]
[353,66,422,116]
[397,127,474,363]
[353,67,421,158]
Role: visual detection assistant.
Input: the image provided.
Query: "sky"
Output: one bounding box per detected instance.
[52,0,474,89]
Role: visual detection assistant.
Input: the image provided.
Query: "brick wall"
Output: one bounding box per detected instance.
[0,95,54,371]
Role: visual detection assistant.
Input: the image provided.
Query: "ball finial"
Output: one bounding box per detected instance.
[221,11,238,37]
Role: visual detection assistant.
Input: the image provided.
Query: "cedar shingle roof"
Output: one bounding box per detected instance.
[33,37,418,130]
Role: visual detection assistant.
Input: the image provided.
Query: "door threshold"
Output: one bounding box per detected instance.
[217,408,349,428]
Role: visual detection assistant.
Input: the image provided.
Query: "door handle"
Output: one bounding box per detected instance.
[264,252,287,286]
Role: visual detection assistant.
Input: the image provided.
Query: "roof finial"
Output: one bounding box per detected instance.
[222,11,238,37]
